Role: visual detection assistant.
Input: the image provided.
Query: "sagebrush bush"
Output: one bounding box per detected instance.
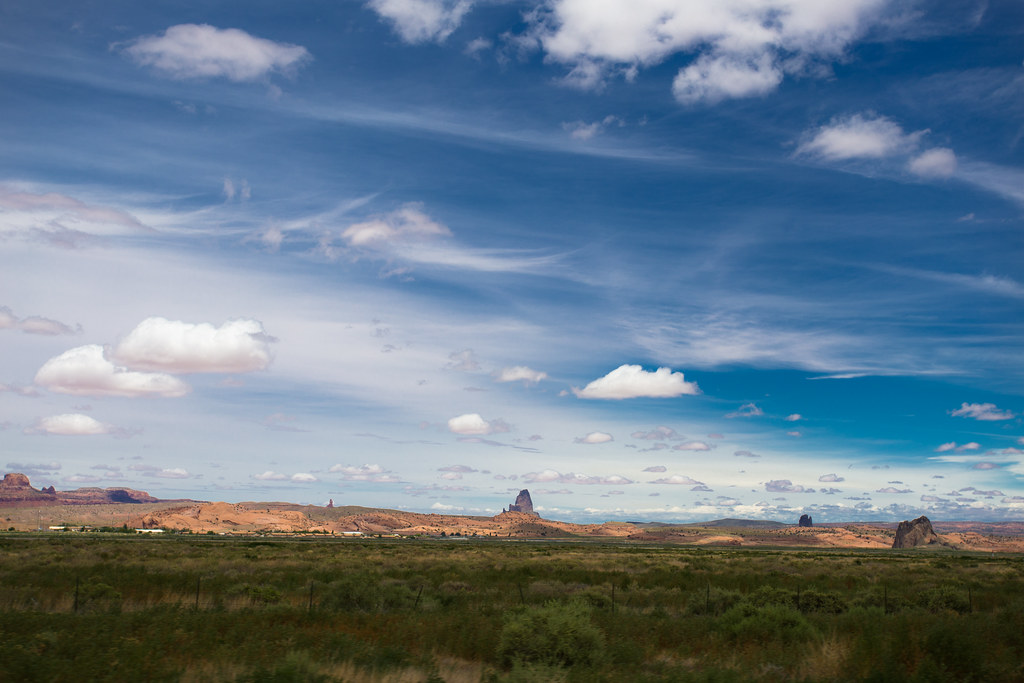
[496,598,605,668]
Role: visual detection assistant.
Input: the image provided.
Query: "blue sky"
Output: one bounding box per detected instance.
[1,0,1023,522]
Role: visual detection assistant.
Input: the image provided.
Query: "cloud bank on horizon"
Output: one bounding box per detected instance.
[1,0,1022,523]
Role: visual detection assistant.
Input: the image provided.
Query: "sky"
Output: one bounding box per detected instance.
[1,0,1023,523]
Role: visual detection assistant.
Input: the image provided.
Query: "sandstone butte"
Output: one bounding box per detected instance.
[3,473,1024,552]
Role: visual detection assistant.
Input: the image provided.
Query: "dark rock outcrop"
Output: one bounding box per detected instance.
[508,489,538,517]
[892,515,940,548]
[798,514,813,527]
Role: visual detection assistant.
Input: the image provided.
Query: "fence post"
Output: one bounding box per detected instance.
[309,582,315,612]
[73,576,79,613]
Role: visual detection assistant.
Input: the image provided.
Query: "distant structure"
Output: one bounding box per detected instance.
[892,515,940,548]
[798,514,813,527]
[505,489,539,517]
[326,499,334,508]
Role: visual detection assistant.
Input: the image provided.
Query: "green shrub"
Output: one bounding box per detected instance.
[920,586,970,614]
[496,599,605,668]
[719,603,819,645]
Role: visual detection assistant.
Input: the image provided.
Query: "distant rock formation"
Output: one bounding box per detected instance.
[507,489,538,517]
[798,514,813,527]
[0,473,158,507]
[326,499,334,508]
[892,515,940,548]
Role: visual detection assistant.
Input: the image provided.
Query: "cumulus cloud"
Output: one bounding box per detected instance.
[950,402,1015,421]
[797,113,924,161]
[725,403,763,419]
[876,486,912,494]
[112,317,274,374]
[523,469,632,485]
[439,464,478,473]
[674,441,713,452]
[643,465,667,473]
[818,473,845,483]
[673,53,782,104]
[0,306,77,335]
[494,366,548,384]
[26,413,120,436]
[785,414,802,422]
[448,413,509,435]
[330,463,401,482]
[35,345,189,398]
[154,468,192,479]
[368,0,474,43]
[908,147,957,179]
[122,24,310,81]
[526,0,891,102]
[6,461,60,477]
[631,426,683,441]
[573,364,699,399]
[765,479,806,493]
[252,471,288,481]
[562,115,623,140]
[291,473,317,483]
[936,441,981,453]
[649,474,701,485]
[575,431,613,444]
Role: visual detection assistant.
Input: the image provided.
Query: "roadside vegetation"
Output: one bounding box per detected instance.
[0,534,1022,681]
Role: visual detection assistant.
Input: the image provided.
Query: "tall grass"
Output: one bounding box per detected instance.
[0,535,1021,681]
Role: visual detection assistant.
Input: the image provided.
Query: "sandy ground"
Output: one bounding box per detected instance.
[4,500,1023,551]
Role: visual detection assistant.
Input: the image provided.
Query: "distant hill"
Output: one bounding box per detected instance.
[0,472,166,507]
[631,518,789,530]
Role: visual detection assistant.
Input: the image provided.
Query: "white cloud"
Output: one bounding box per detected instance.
[725,403,764,418]
[253,470,288,481]
[155,468,192,479]
[439,464,477,473]
[0,186,146,240]
[528,0,892,102]
[950,402,1015,421]
[876,486,911,494]
[785,413,802,422]
[643,465,667,472]
[523,469,632,485]
[797,113,924,161]
[329,463,401,482]
[35,345,189,398]
[112,317,274,374]
[649,474,701,485]
[818,473,844,483]
[908,147,957,179]
[936,441,981,453]
[0,306,77,335]
[447,413,505,435]
[27,413,117,436]
[368,0,474,44]
[631,426,683,441]
[494,365,548,384]
[123,24,310,81]
[765,479,805,493]
[342,205,451,248]
[673,441,712,451]
[575,431,613,444]
[673,53,782,105]
[291,473,318,483]
[562,115,623,140]
[573,364,699,399]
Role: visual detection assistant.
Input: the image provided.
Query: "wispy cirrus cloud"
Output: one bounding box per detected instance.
[0,306,78,336]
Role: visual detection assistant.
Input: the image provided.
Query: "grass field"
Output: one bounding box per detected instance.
[1,533,1022,681]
